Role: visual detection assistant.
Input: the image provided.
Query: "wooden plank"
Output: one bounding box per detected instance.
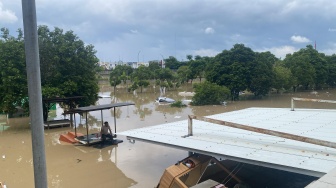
[183,159,211,186]
[173,178,188,188]
[158,163,190,188]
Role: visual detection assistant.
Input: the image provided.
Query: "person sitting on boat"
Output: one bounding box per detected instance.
[100,121,113,145]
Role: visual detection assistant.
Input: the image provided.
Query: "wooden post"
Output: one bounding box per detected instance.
[291,97,336,111]
[86,113,89,145]
[188,115,193,136]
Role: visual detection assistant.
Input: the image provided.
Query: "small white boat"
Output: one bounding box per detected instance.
[155,97,175,103]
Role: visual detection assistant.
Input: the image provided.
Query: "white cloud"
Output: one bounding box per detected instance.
[320,42,336,55]
[193,48,220,57]
[130,29,138,34]
[0,2,18,23]
[204,27,215,34]
[328,28,336,32]
[2,0,336,62]
[257,46,298,59]
[291,35,311,43]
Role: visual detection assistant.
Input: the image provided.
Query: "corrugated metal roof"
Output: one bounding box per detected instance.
[65,102,134,113]
[119,107,336,177]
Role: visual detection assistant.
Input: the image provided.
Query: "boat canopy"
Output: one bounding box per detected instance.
[65,102,135,145]
[66,102,134,113]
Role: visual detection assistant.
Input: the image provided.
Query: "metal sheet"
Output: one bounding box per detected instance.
[119,107,336,177]
[65,102,135,113]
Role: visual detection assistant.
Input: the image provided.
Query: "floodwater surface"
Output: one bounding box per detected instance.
[1,86,336,187]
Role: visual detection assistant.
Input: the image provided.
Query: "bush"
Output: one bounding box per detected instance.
[191,81,230,105]
[170,100,187,108]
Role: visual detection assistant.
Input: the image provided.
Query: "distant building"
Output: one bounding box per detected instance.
[159,59,165,68]
[137,62,149,67]
[98,60,152,70]
[126,62,137,68]
[98,61,115,70]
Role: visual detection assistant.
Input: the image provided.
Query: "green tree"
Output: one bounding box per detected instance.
[110,65,133,93]
[189,57,206,83]
[325,54,336,87]
[283,45,327,90]
[206,44,254,100]
[38,26,99,106]
[248,52,276,96]
[131,65,151,93]
[273,63,295,93]
[110,72,121,94]
[164,56,182,70]
[303,46,328,89]
[284,53,315,90]
[186,54,193,61]
[256,51,278,66]
[192,81,230,105]
[148,61,161,80]
[0,26,100,118]
[177,65,191,84]
[0,28,27,114]
[148,61,161,71]
[248,61,274,96]
[155,68,175,93]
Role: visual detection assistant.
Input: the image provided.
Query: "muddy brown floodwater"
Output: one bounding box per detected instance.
[1,86,336,188]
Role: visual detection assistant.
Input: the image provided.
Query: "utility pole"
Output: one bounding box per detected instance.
[21,0,48,187]
[160,54,164,68]
[137,50,141,63]
[137,50,141,68]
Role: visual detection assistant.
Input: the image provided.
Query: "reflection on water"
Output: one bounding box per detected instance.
[1,86,336,187]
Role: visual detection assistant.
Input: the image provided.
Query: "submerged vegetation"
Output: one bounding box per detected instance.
[191,82,230,106]
[107,44,336,105]
[170,100,187,108]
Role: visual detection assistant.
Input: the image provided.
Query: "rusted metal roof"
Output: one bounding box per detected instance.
[119,107,336,177]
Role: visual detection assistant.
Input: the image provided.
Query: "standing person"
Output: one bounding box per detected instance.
[100,121,113,145]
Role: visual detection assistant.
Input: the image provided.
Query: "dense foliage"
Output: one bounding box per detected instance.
[0,28,27,114]
[109,43,336,105]
[205,44,277,100]
[110,64,133,93]
[0,26,100,115]
[191,82,230,105]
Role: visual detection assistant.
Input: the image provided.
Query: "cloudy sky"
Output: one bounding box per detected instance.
[1,0,336,62]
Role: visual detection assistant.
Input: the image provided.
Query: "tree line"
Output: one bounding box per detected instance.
[110,44,336,102]
[2,25,336,114]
